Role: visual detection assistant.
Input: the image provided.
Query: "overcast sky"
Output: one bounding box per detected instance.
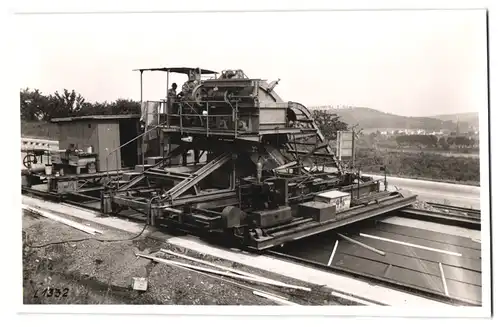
[16,9,487,117]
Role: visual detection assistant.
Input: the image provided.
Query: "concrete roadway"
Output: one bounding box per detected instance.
[276,215,482,305]
[366,174,481,210]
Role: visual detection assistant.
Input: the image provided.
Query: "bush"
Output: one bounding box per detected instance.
[355,148,480,184]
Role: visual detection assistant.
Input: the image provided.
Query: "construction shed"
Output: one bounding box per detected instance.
[51,114,141,172]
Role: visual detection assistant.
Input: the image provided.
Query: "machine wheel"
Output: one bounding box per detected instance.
[23,153,38,168]
[232,226,245,238]
[192,85,208,106]
[250,228,265,239]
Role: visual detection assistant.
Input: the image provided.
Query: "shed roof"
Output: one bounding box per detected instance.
[51,114,140,123]
[133,67,218,75]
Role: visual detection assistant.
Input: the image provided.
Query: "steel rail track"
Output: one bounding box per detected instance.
[22,187,482,306]
[398,208,481,230]
[21,187,152,223]
[426,202,481,217]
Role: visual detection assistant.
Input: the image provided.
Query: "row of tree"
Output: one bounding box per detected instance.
[20,88,141,122]
[395,134,478,149]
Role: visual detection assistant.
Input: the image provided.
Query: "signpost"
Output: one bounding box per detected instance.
[336,130,356,168]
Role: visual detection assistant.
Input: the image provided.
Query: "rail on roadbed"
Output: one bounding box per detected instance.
[398,208,481,230]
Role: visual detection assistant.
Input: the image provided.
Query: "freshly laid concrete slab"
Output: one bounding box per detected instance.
[166,236,452,307]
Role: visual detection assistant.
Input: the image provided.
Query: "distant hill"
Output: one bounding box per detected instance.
[321,107,458,131]
[311,107,477,131]
[426,112,479,128]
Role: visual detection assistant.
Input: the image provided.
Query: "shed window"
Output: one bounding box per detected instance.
[88,124,92,128]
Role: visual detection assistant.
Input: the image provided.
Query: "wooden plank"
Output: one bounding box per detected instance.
[137,253,311,291]
[22,204,103,235]
[252,291,300,306]
[338,233,386,256]
[161,249,292,286]
[149,251,295,305]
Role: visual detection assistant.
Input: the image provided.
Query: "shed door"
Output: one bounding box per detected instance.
[97,122,121,172]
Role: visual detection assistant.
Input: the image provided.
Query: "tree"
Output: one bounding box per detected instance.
[438,136,450,150]
[110,99,141,115]
[447,136,456,148]
[428,135,438,148]
[20,87,142,121]
[46,89,86,119]
[311,110,348,140]
[20,88,50,121]
[78,101,112,116]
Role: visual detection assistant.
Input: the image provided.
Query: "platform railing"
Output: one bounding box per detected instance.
[159,99,242,138]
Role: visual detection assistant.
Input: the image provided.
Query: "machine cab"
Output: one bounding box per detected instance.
[137,67,309,142]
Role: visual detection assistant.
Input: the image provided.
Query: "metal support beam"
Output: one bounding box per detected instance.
[249,194,417,250]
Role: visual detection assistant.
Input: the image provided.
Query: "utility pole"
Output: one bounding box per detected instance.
[357,165,361,199]
[379,165,388,191]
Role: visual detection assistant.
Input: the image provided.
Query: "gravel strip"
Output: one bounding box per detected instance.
[22,212,274,305]
[23,210,354,305]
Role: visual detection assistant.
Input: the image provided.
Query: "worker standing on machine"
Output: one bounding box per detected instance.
[166,83,178,126]
[167,83,177,112]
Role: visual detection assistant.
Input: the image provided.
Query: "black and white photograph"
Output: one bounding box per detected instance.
[4,0,496,323]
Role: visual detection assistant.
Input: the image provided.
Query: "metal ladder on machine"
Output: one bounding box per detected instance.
[161,152,232,202]
[287,101,344,175]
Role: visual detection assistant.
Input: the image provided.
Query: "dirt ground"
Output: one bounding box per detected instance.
[22,210,347,305]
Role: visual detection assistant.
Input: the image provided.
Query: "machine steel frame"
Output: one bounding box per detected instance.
[22,66,419,251]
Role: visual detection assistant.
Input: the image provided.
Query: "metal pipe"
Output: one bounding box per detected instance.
[234,102,238,137]
[140,70,145,169]
[140,70,143,103]
[21,166,46,175]
[105,125,157,180]
[180,103,183,133]
[148,195,162,226]
[231,155,236,189]
[163,207,183,214]
[166,71,170,99]
[193,208,221,215]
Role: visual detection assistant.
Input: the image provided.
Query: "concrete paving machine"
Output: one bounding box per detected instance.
[98,67,417,250]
